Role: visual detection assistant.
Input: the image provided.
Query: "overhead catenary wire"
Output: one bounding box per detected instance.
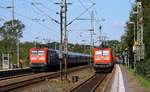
[47,0,59,5]
[67,3,95,26]
[77,0,103,28]
[87,0,106,46]
[31,0,60,24]
[20,0,54,26]
[94,8,103,26]
[78,2,101,26]
[78,0,98,34]
[0,5,56,33]
[0,1,60,42]
[87,0,104,23]
[78,0,95,15]
[88,0,105,30]
[21,0,48,18]
[31,0,59,15]
[78,0,89,10]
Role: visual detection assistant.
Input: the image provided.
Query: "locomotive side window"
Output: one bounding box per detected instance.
[32,51,38,56]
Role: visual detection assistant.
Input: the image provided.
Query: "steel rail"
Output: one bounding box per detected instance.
[0,65,90,92]
[69,73,109,92]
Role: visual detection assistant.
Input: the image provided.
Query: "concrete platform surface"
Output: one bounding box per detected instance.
[109,64,150,92]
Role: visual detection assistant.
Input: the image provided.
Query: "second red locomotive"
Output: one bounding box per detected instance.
[92,48,114,72]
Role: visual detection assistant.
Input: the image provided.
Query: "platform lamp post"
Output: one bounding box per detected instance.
[6,0,16,68]
[127,22,136,43]
[127,21,136,69]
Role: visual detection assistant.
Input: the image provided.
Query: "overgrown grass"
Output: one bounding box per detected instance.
[136,74,150,88]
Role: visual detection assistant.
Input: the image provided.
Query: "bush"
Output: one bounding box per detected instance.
[136,58,150,80]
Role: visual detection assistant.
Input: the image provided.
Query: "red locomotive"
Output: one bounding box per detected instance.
[92,48,114,72]
[29,48,91,71]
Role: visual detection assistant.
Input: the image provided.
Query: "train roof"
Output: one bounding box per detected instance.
[67,51,91,57]
[48,49,91,57]
[30,48,91,57]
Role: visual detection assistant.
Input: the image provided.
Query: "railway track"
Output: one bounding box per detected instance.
[69,74,110,92]
[0,65,90,92]
[69,74,107,92]
[69,67,115,92]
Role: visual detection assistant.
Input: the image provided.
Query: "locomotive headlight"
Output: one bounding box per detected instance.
[39,57,45,60]
[31,57,37,60]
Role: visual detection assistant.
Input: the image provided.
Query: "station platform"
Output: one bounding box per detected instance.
[107,64,150,92]
[0,67,30,78]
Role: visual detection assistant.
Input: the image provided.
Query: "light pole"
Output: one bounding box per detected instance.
[128,21,136,68]
[6,0,15,68]
[12,0,18,67]
[128,22,136,43]
[127,21,137,68]
[13,0,20,68]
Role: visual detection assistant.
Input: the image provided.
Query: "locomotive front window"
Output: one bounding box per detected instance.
[31,51,38,56]
[38,50,44,56]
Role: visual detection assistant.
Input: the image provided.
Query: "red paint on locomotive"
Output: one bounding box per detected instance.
[92,48,114,72]
[93,48,113,64]
[29,48,48,64]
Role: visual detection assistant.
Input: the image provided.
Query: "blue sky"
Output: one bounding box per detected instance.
[0,0,135,45]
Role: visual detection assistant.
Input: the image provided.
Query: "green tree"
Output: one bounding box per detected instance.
[0,19,25,64]
[121,0,150,77]
[20,42,34,66]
